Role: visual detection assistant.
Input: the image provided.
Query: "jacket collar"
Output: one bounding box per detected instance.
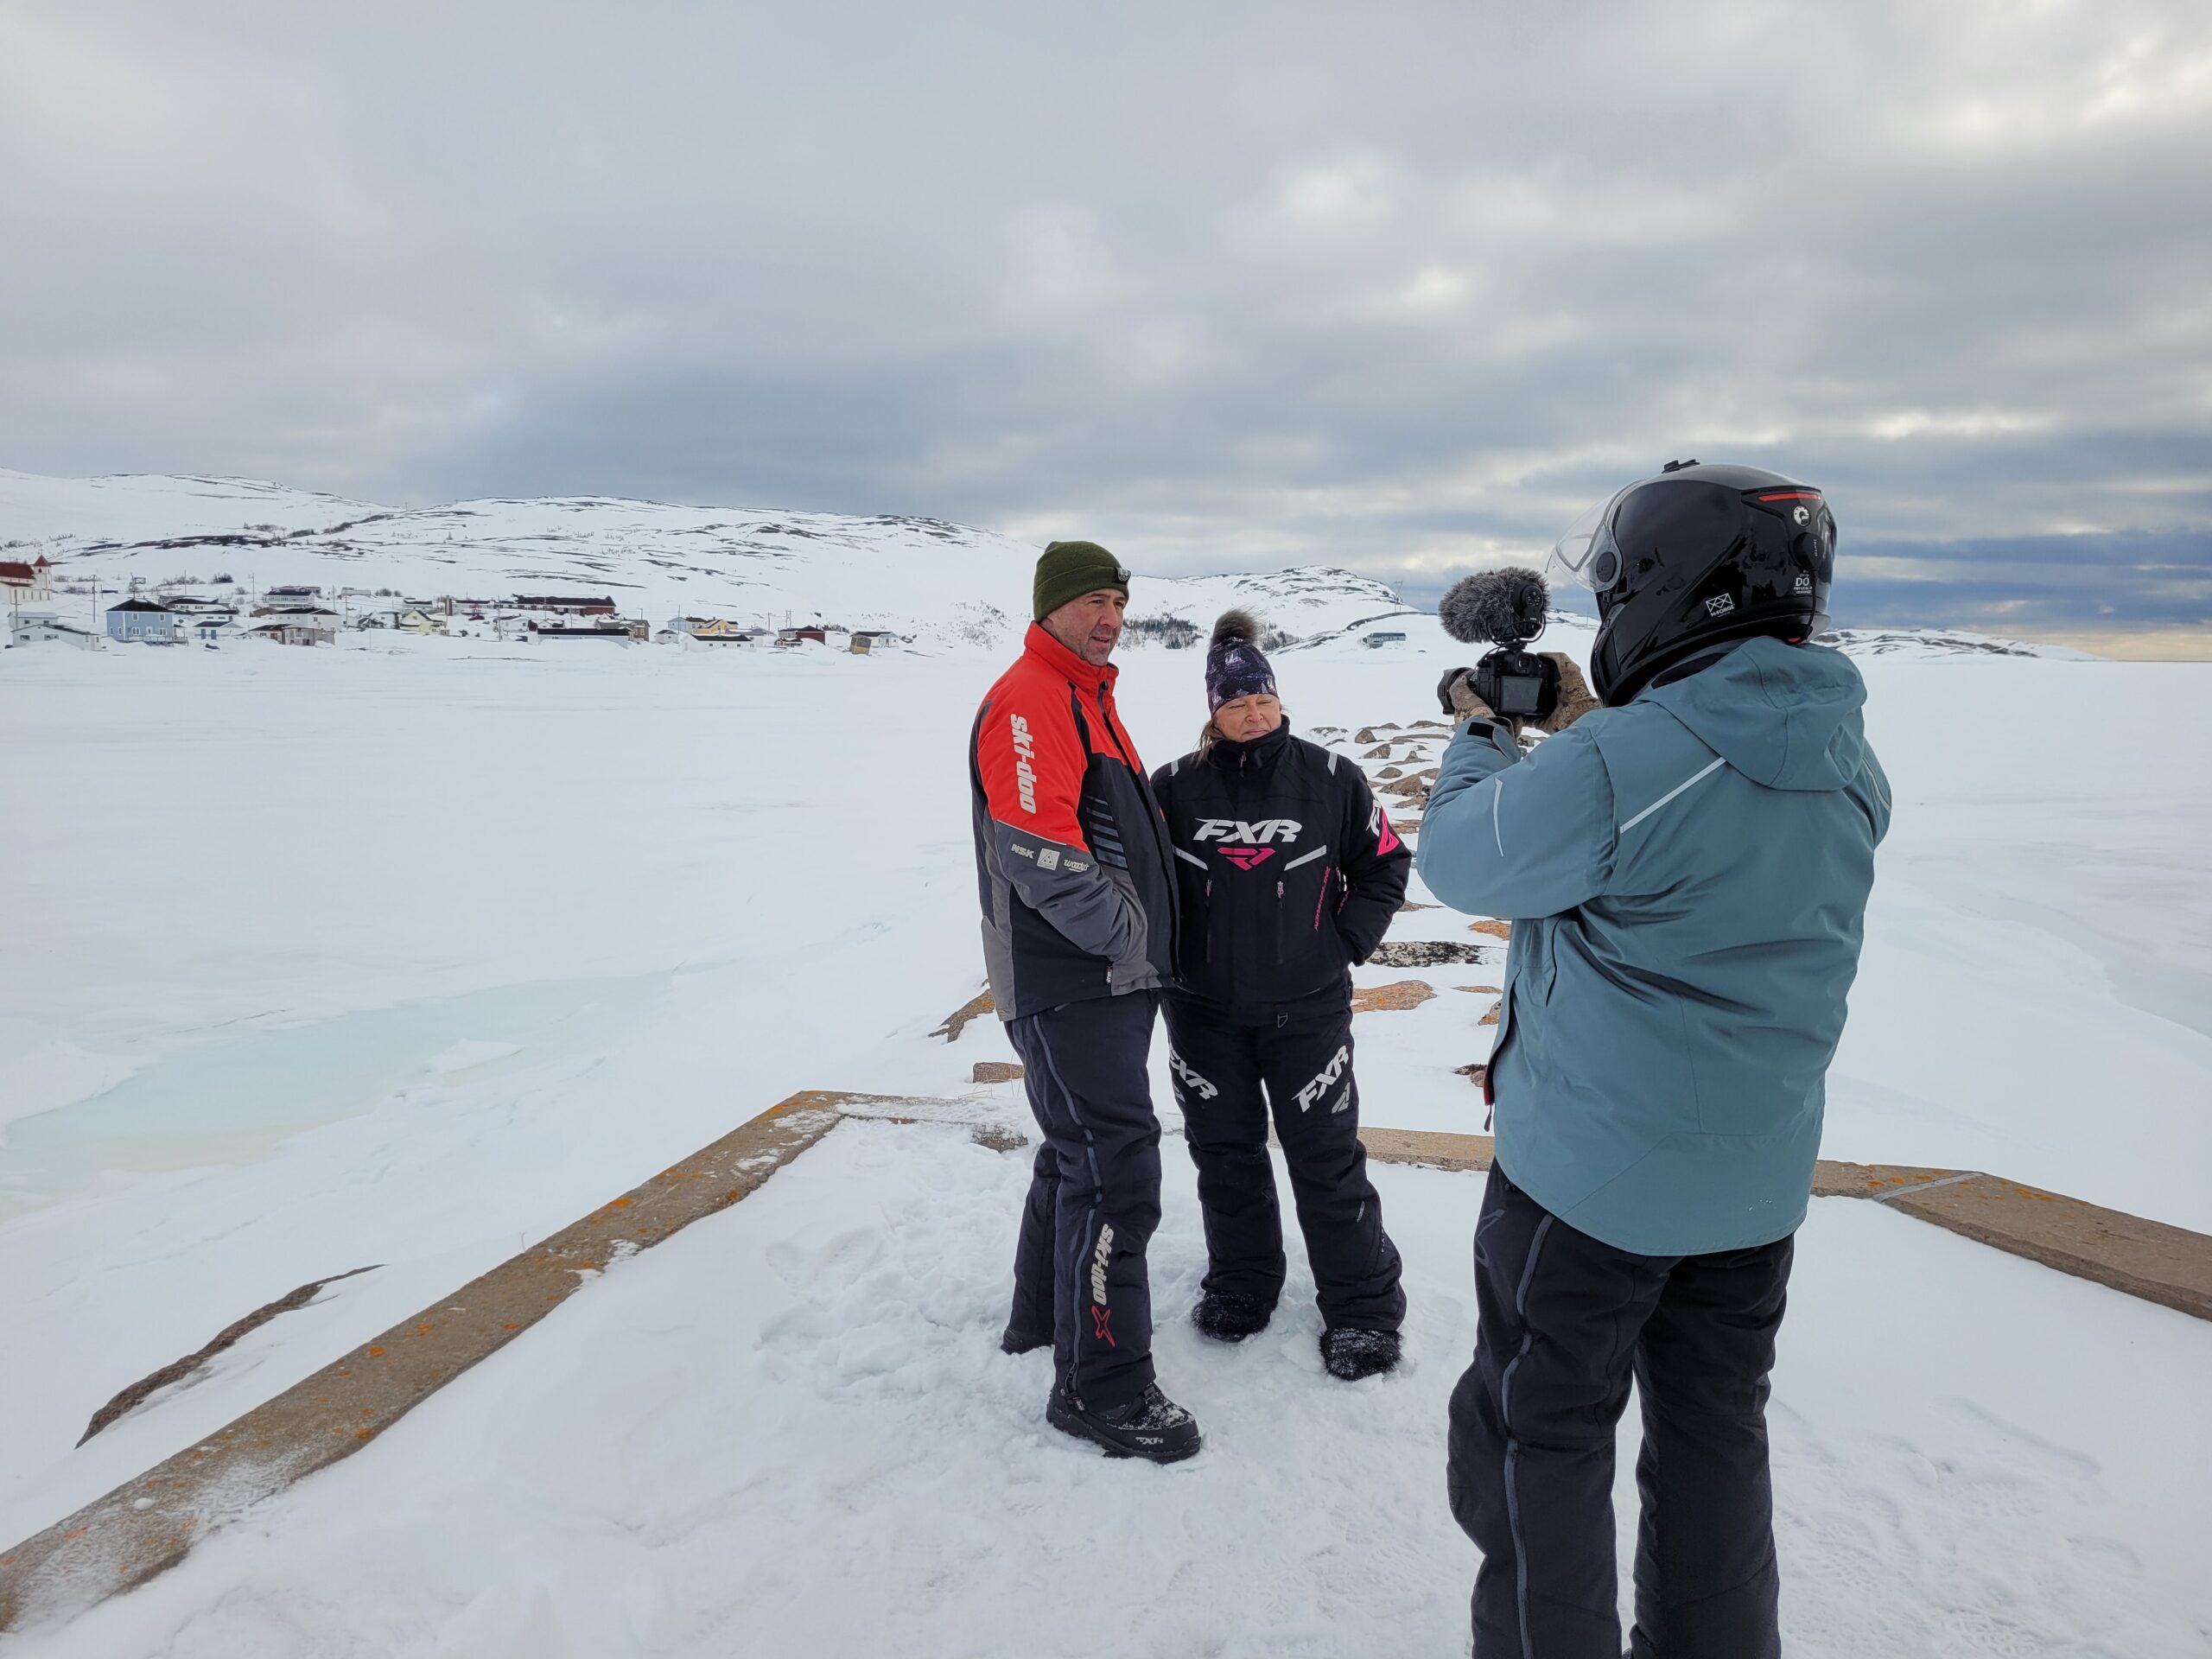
[1022,621,1118,692]
[1206,721,1292,772]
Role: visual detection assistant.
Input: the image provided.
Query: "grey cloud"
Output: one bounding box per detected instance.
[1,0,2206,641]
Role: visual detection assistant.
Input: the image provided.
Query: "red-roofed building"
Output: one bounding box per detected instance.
[1,556,54,604]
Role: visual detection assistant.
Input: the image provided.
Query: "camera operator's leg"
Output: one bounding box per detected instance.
[1448,1166,1666,1659]
[1261,1014,1406,1336]
[1162,999,1283,1323]
[1626,1235,1792,1659]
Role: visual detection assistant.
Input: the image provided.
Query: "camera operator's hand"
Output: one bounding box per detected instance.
[1437,667,1504,729]
[1533,654,1599,734]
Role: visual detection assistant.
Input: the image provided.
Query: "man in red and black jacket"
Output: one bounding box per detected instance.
[969,539,1197,1464]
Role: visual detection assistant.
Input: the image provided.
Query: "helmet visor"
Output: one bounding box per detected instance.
[1543,485,1636,594]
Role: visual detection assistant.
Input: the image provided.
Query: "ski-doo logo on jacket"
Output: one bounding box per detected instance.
[1010,714,1038,814]
[1295,1045,1351,1113]
[1194,818,1302,845]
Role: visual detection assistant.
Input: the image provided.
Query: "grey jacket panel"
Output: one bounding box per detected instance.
[986,817,1150,984]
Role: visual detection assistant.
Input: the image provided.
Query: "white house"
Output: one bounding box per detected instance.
[395,608,448,635]
[10,611,99,650]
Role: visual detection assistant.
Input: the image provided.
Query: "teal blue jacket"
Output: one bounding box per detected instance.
[1417,638,1890,1254]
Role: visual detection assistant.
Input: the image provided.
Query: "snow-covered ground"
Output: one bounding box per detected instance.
[3,581,2209,1652]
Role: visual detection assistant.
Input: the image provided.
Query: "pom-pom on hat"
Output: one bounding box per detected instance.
[1205,609,1278,712]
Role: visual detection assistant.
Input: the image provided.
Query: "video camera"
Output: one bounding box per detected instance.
[1438,567,1559,723]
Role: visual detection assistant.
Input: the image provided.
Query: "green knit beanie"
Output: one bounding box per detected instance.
[1033,540,1131,623]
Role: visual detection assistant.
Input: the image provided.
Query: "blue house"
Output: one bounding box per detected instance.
[106,599,178,643]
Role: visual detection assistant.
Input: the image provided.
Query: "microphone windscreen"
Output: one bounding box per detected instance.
[1439,567,1548,645]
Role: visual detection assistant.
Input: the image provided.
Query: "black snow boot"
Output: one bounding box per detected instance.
[1320,1327,1402,1381]
[1192,1290,1274,1342]
[1000,1323,1051,1357]
[1046,1379,1202,1464]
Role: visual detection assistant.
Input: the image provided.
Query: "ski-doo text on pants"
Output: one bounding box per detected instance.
[1005,991,1163,1410]
[1448,1166,1790,1659]
[1162,1000,1404,1331]
[969,623,1177,1020]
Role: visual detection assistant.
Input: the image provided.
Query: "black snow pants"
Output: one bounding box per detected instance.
[1161,996,1406,1332]
[1448,1165,1792,1659]
[1004,990,1163,1411]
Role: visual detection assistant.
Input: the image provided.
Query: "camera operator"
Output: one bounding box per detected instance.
[1420,462,1891,1659]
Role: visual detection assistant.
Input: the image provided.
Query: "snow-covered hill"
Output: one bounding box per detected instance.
[0,469,1425,653]
[1,468,2085,661]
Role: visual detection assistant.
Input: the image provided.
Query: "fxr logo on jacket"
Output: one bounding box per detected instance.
[1194,818,1303,845]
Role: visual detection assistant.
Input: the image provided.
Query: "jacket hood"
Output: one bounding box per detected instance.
[1637,636,1868,791]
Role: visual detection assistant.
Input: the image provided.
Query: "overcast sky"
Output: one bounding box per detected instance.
[3,2,2207,652]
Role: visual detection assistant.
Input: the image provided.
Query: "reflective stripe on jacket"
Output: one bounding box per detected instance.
[970,624,1177,1020]
[1152,725,1411,1023]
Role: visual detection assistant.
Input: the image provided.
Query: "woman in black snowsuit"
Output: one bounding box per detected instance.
[1150,611,1412,1380]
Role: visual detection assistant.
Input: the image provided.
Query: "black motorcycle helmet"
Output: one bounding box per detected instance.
[1546,460,1836,705]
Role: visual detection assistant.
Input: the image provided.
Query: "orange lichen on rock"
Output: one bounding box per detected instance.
[1351,980,1437,1014]
[1467,918,1511,940]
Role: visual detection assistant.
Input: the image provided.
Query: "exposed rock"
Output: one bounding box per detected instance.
[1467,918,1511,940]
[1478,1002,1501,1027]
[1398,900,1437,912]
[1351,979,1435,1013]
[971,1060,1024,1084]
[930,988,994,1042]
[1455,1062,1489,1088]
[1371,941,1494,968]
[1376,766,1403,780]
[1354,727,1380,744]
[969,1122,1029,1153]
[1453,983,1502,994]
[79,1265,383,1446]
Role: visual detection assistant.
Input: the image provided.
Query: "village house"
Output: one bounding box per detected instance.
[529,619,639,643]
[250,618,335,646]
[395,608,448,635]
[10,610,100,650]
[0,556,56,604]
[775,626,828,646]
[513,594,617,616]
[849,629,902,654]
[664,616,764,645]
[162,597,240,625]
[260,584,324,611]
[105,599,179,643]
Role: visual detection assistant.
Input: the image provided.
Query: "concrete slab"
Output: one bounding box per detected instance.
[0,1090,855,1635]
[1362,1138,2212,1322]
